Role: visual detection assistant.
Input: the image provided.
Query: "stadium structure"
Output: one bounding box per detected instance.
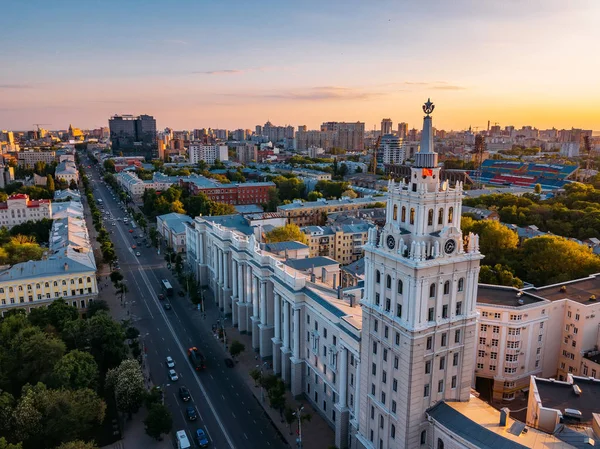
[473,160,578,189]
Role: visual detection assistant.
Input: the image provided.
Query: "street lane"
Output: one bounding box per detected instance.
[85,162,288,449]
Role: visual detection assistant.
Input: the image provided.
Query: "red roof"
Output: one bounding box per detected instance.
[8,194,28,200]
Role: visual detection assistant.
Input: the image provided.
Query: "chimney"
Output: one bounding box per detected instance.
[64,262,69,271]
[500,408,510,427]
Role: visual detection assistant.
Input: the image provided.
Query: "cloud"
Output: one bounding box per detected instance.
[193,69,244,75]
[432,85,466,90]
[0,84,33,89]
[163,39,188,45]
[224,86,382,102]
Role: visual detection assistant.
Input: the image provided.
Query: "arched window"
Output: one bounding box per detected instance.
[443,281,450,295]
[53,281,58,286]
[62,280,66,285]
[438,208,444,225]
[448,207,454,224]
[397,280,403,294]
[386,275,392,289]
[429,284,436,298]
[8,287,13,293]
[458,278,464,292]
[18,286,22,291]
[421,431,427,445]
[428,209,433,226]
[401,206,406,222]
[70,279,75,285]
[45,282,49,287]
[0,288,4,294]
[437,438,445,449]
[393,205,398,221]
[410,208,415,225]
[376,270,381,284]
[78,278,83,284]
[87,277,91,283]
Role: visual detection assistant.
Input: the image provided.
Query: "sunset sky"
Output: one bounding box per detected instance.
[1,0,599,132]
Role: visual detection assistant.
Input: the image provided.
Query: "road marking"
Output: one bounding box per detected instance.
[243,433,248,440]
[134,266,236,449]
[210,374,214,380]
[221,394,225,400]
[232,412,236,418]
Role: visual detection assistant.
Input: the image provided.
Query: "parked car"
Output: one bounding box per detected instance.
[166,356,175,368]
[196,428,209,447]
[158,293,165,300]
[179,386,190,402]
[136,251,141,257]
[168,369,178,382]
[186,406,197,421]
[164,303,172,310]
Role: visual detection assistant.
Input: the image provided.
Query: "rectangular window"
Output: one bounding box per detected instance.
[395,332,400,345]
[441,333,447,347]
[371,384,376,395]
[391,424,396,439]
[453,353,459,366]
[480,324,488,332]
[323,328,327,338]
[456,301,462,315]
[374,320,378,333]
[396,304,402,318]
[425,361,431,374]
[372,363,377,376]
[427,337,433,350]
[392,378,397,392]
[438,380,444,393]
[383,349,388,362]
[385,298,391,312]
[424,384,430,397]
[442,305,448,318]
[375,293,380,306]
[394,357,399,369]
[428,307,434,321]
[373,342,378,355]
[479,337,486,345]
[439,357,445,370]
[491,339,498,347]
[492,325,500,333]
[455,329,461,343]
[382,371,387,384]
[451,375,457,389]
[384,326,389,339]
[391,400,396,413]
[381,392,386,405]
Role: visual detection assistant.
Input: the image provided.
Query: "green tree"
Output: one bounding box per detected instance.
[264,187,280,212]
[46,299,78,332]
[110,271,124,286]
[103,160,116,173]
[13,383,105,449]
[0,392,15,437]
[52,350,99,390]
[314,180,350,199]
[106,359,145,417]
[229,340,245,359]
[267,378,286,414]
[69,179,78,190]
[264,224,308,245]
[461,217,519,266]
[86,300,110,318]
[249,368,261,387]
[284,407,295,435]
[534,183,542,194]
[46,174,55,192]
[0,438,22,449]
[520,235,600,285]
[341,189,357,199]
[144,403,173,440]
[479,264,524,288]
[307,191,323,201]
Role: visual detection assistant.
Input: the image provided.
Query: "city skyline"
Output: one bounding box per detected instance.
[1,0,599,131]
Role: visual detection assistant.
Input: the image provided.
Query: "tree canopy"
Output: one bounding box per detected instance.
[264,224,308,245]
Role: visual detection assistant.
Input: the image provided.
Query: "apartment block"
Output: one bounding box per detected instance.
[302,223,372,264]
[278,197,385,227]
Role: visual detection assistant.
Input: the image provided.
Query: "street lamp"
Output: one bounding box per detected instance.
[293,405,305,448]
[256,362,269,403]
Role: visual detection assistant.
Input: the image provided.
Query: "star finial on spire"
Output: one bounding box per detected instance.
[422,98,435,116]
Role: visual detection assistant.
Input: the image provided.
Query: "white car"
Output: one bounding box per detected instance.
[169,369,179,382]
[166,356,175,368]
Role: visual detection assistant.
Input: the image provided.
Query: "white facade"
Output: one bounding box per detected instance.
[55,160,79,183]
[186,215,363,449]
[0,194,52,228]
[188,143,228,164]
[356,105,483,449]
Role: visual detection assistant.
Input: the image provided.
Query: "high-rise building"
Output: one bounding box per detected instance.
[109,114,157,154]
[188,143,228,165]
[320,121,365,151]
[258,121,294,143]
[236,143,258,164]
[356,100,483,449]
[381,118,393,135]
[379,134,418,165]
[298,125,307,132]
[397,122,408,139]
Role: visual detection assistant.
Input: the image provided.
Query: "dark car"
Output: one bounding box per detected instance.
[158,293,165,301]
[224,358,234,368]
[163,303,172,310]
[186,406,197,421]
[177,291,185,297]
[179,386,190,402]
[196,428,209,447]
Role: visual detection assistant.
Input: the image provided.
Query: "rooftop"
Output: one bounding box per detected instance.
[477,284,546,308]
[527,274,600,305]
[277,196,384,211]
[284,256,338,271]
[203,214,254,236]
[428,396,575,449]
[534,376,600,423]
[264,241,309,253]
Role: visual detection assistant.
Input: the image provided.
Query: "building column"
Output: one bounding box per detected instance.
[223,251,231,315]
[231,260,238,327]
[237,264,248,333]
[290,307,303,396]
[272,293,282,375]
[251,275,260,350]
[217,249,224,310]
[281,299,292,383]
[335,347,350,449]
[244,264,252,331]
[198,233,204,264]
[259,281,273,359]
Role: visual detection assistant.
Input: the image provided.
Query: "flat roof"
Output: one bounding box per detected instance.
[529,275,600,305]
[429,396,575,449]
[284,256,338,271]
[477,285,546,307]
[534,377,600,423]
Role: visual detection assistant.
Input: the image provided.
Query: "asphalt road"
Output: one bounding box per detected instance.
[83,161,288,449]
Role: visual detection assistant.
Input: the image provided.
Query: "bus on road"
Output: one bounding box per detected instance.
[161,279,173,296]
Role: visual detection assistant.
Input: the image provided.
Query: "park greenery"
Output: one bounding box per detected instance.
[264,224,309,245]
[0,299,134,449]
[141,185,236,219]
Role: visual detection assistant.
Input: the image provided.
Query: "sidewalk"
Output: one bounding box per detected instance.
[199,289,335,449]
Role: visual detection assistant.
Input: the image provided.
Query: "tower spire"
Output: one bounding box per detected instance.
[414,98,438,168]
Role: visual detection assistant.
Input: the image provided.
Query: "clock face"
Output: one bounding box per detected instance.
[444,239,456,254]
[386,235,395,250]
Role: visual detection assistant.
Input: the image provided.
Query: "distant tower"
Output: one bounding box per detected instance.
[356,99,483,449]
[397,122,408,139]
[381,118,393,135]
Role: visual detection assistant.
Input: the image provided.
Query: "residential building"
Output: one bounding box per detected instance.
[380,135,420,165]
[156,212,193,253]
[258,121,295,143]
[321,122,365,151]
[54,189,81,202]
[17,150,56,168]
[0,194,52,228]
[109,114,157,154]
[0,199,97,316]
[188,143,228,164]
[461,206,500,221]
[295,129,334,151]
[302,223,373,264]
[381,119,393,136]
[236,143,258,164]
[55,160,79,183]
[277,196,385,227]
[397,122,408,139]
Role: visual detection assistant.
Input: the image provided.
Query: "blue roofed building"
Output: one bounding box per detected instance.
[156,212,194,253]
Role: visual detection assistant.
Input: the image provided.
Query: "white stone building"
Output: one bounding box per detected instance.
[55,160,79,183]
[0,194,52,228]
[156,212,193,253]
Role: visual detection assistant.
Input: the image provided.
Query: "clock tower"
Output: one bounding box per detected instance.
[355,100,484,449]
